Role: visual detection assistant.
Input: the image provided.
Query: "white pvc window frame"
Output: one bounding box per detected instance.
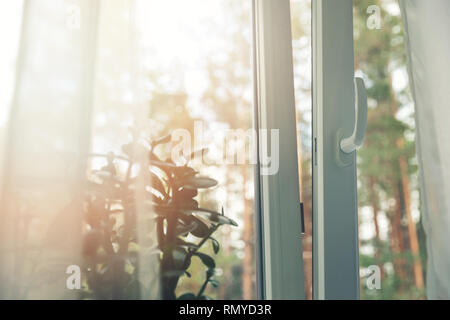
[253,0,305,300]
[312,0,360,300]
[253,0,360,300]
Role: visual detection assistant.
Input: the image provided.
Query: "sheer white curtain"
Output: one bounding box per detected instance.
[0,0,157,299]
[401,0,450,299]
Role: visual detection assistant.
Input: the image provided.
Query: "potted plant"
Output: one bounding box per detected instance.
[81,133,237,299]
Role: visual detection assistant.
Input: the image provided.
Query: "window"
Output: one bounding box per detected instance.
[2,0,411,301]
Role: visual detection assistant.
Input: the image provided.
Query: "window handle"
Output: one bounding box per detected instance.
[340,77,368,153]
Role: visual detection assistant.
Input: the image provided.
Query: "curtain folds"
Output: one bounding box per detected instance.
[0,0,158,299]
[0,0,101,299]
[401,0,450,299]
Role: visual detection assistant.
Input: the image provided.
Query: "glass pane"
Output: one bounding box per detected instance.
[0,0,256,300]
[128,0,257,300]
[354,0,426,299]
[290,0,312,300]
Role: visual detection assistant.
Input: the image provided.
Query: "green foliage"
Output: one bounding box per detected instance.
[81,133,237,300]
[354,0,414,209]
[354,0,426,299]
[360,245,426,300]
[355,0,413,191]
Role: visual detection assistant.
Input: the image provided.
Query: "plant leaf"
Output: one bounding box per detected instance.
[167,247,191,271]
[177,293,196,300]
[175,221,198,237]
[210,238,220,254]
[182,208,238,226]
[194,252,216,269]
[209,279,219,288]
[180,215,210,238]
[177,176,217,189]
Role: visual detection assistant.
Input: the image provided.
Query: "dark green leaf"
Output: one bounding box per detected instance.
[206,268,215,278]
[177,293,196,300]
[163,246,191,272]
[210,238,220,254]
[194,252,216,269]
[209,279,219,288]
[180,215,209,238]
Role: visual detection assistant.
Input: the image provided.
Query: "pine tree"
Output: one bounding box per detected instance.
[354,0,425,299]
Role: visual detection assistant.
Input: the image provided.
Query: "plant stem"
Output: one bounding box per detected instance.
[189,224,220,256]
[196,273,211,298]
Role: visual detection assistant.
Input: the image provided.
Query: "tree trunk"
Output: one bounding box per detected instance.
[397,138,424,291]
[386,74,408,284]
[393,182,407,282]
[368,176,384,279]
[369,177,381,245]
